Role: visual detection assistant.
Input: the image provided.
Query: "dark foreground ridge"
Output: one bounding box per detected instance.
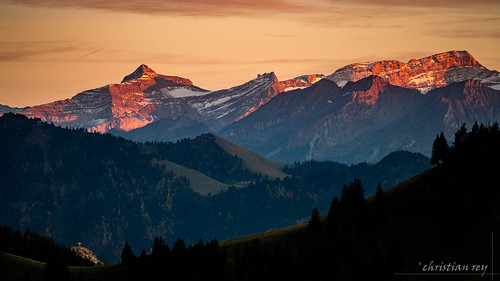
[1,122,499,280]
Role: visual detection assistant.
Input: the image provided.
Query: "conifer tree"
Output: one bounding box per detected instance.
[453,123,468,147]
[375,183,383,199]
[151,236,166,258]
[327,197,340,225]
[430,132,448,166]
[309,208,321,233]
[374,183,387,225]
[121,242,136,265]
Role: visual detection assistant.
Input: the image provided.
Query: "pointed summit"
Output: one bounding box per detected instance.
[120,64,194,86]
[121,64,158,83]
[256,72,279,83]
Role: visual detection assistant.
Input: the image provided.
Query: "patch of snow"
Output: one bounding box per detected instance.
[89,118,108,126]
[284,86,308,92]
[488,84,500,91]
[197,96,232,110]
[312,77,323,83]
[353,62,373,70]
[337,81,348,88]
[168,88,209,98]
[215,107,236,119]
[407,72,437,92]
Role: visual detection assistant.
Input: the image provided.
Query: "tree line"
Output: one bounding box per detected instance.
[0,224,92,266]
[117,121,500,280]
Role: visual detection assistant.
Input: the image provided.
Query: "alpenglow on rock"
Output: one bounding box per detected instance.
[8,50,500,163]
[16,66,323,134]
[326,50,500,92]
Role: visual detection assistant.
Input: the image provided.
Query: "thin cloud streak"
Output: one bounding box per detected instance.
[432,29,500,39]
[325,0,497,7]
[4,0,311,17]
[80,47,107,58]
[0,41,82,61]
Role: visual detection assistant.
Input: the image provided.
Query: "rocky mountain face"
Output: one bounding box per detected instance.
[230,73,324,123]
[0,105,27,114]
[109,116,210,143]
[71,246,104,266]
[326,50,500,92]
[19,65,208,133]
[8,50,500,163]
[221,76,500,163]
[17,65,323,136]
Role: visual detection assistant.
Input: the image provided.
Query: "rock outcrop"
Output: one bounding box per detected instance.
[327,50,500,92]
[16,65,323,135]
[234,73,324,121]
[19,65,207,133]
[222,76,500,163]
[71,246,105,266]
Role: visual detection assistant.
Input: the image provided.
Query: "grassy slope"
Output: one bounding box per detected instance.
[0,251,127,281]
[220,220,310,255]
[213,134,289,179]
[152,134,289,195]
[67,263,127,281]
[0,251,46,281]
[154,159,228,195]
[220,167,500,280]
[219,173,425,251]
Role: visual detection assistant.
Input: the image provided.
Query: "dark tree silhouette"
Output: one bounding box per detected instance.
[430,132,449,166]
[453,123,468,147]
[121,242,136,265]
[374,183,387,225]
[375,183,383,199]
[309,208,322,233]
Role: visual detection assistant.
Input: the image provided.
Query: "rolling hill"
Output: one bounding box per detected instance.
[0,114,430,262]
[153,159,229,196]
[212,134,289,180]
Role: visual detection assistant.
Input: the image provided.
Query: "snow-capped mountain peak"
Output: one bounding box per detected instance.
[327,50,499,92]
[12,50,500,148]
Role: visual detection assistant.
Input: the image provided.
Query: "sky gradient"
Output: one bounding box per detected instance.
[0,0,499,107]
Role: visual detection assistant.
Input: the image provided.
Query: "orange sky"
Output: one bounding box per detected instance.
[0,0,499,107]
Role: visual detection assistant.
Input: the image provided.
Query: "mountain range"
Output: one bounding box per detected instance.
[222,76,500,163]
[1,50,500,163]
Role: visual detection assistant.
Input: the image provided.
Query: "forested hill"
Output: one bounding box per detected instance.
[3,122,498,281]
[0,113,265,261]
[0,114,430,262]
[0,113,186,262]
[216,122,500,280]
[0,225,93,266]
